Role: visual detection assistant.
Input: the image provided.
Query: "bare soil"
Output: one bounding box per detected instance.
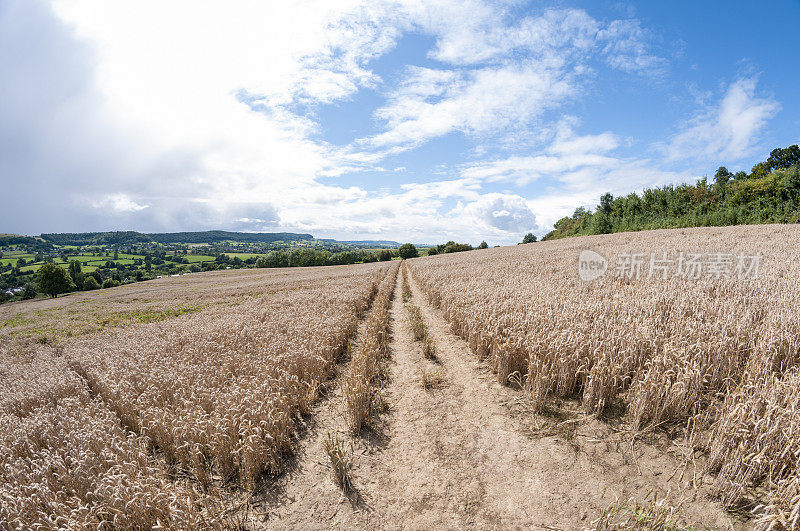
[252,272,743,530]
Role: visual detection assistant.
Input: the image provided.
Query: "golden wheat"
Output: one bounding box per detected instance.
[343,262,398,434]
[0,262,392,527]
[408,225,800,523]
[324,432,353,491]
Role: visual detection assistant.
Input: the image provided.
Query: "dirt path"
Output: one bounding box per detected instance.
[256,270,740,530]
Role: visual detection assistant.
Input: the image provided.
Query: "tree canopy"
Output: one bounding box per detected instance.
[36,263,74,298]
[398,243,418,259]
[545,145,800,240]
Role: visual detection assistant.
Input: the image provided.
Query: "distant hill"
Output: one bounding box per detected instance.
[336,240,401,248]
[0,234,43,246]
[39,230,314,246]
[148,231,313,244]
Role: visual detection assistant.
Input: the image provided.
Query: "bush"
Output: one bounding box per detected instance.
[426,247,438,256]
[83,276,100,290]
[398,243,418,259]
[102,279,120,289]
[378,249,393,262]
[22,283,37,299]
[443,241,473,253]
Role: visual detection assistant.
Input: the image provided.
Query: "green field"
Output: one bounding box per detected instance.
[0,253,34,265]
[182,254,216,263]
[7,251,219,274]
[12,253,136,273]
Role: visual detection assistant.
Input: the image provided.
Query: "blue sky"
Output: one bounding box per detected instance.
[1,0,798,244]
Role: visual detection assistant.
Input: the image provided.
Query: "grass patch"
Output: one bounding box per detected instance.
[422,335,438,361]
[1,314,32,329]
[406,305,427,341]
[98,307,200,328]
[591,491,695,530]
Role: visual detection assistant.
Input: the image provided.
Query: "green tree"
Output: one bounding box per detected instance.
[426,247,438,256]
[36,263,74,298]
[443,241,473,253]
[591,212,612,234]
[599,192,614,215]
[398,243,418,259]
[766,145,800,171]
[378,249,393,261]
[715,166,732,186]
[16,258,26,268]
[477,241,488,249]
[522,233,537,244]
[572,206,589,219]
[68,260,84,290]
[83,276,100,290]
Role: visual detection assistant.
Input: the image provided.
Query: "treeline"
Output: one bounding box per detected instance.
[425,240,488,255]
[0,234,52,250]
[545,145,800,240]
[254,248,395,268]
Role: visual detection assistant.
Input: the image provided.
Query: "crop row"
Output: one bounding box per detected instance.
[407,225,800,525]
[0,262,391,528]
[343,262,399,433]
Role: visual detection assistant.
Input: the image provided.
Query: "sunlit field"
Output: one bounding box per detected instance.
[0,262,395,528]
[409,224,800,528]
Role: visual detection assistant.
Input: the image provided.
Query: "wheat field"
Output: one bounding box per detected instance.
[0,263,394,528]
[408,224,800,528]
[3,225,799,528]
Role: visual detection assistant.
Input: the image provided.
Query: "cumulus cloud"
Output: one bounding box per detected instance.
[1,0,776,245]
[458,194,538,233]
[459,122,680,231]
[367,61,577,149]
[460,122,621,185]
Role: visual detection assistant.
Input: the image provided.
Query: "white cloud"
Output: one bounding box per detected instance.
[459,123,681,232]
[662,77,780,162]
[460,122,621,185]
[91,194,149,212]
[2,0,766,246]
[367,61,577,149]
[598,19,666,74]
[458,193,538,233]
[365,8,663,150]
